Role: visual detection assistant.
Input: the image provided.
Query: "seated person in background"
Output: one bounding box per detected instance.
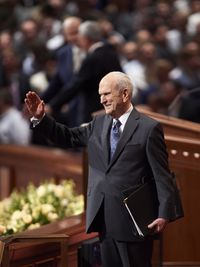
[0,88,31,145]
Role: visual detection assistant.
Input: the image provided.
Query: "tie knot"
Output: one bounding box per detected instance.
[113,119,121,130]
[112,119,121,136]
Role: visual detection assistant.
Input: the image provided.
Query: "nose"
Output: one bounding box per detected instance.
[100,95,105,104]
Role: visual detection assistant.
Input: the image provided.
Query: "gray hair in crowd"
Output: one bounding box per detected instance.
[78,20,102,42]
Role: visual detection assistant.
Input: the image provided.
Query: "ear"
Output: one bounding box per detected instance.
[122,89,129,102]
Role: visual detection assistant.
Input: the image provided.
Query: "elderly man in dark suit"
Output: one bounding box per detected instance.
[25,71,182,267]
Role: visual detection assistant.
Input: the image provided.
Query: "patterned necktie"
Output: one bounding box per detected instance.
[110,119,121,159]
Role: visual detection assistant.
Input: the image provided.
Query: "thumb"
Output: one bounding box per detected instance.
[37,100,45,118]
[39,100,45,110]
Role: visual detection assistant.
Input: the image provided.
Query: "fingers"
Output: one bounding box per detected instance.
[148,221,156,229]
[38,101,45,115]
[25,91,41,105]
[148,218,168,233]
[24,98,32,113]
[24,91,44,118]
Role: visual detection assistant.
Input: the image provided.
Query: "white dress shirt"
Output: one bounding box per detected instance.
[112,105,133,133]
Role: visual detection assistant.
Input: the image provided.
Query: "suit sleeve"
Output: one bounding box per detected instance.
[31,114,94,149]
[145,123,176,220]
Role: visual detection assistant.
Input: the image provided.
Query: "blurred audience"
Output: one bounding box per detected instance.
[0,47,30,110]
[123,41,158,102]
[169,41,200,90]
[0,0,199,148]
[0,88,31,145]
[13,18,45,76]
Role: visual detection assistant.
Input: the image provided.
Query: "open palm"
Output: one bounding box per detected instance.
[25,91,45,119]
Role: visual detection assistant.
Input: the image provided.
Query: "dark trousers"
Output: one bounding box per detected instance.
[91,201,153,267]
[99,233,153,267]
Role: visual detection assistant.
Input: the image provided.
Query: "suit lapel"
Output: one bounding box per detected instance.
[102,115,113,165]
[107,108,140,170]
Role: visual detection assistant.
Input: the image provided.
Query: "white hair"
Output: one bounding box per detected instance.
[103,71,133,99]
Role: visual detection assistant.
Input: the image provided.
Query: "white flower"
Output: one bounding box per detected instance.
[47,212,58,222]
[47,184,55,193]
[23,214,32,224]
[11,210,23,220]
[27,223,41,230]
[36,185,46,197]
[32,207,41,219]
[61,199,68,207]
[41,204,54,215]
[54,185,64,198]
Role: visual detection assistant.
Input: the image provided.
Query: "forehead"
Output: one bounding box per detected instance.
[65,26,79,35]
[99,77,116,93]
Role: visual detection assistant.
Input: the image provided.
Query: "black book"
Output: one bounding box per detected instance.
[123,180,158,237]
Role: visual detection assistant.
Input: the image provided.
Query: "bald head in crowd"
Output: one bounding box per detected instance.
[62,16,82,45]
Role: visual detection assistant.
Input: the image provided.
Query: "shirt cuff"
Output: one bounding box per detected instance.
[30,114,45,127]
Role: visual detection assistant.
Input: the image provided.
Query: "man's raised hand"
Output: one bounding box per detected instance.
[25,91,45,119]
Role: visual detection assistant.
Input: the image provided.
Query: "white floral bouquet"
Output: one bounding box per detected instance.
[0,179,84,236]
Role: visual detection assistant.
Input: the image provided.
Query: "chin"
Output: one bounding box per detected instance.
[105,109,112,115]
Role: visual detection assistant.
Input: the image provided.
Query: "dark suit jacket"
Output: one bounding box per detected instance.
[49,43,122,123]
[42,44,74,103]
[42,44,85,127]
[33,108,179,241]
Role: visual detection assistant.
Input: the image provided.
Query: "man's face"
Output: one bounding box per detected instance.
[21,21,37,41]
[63,23,80,45]
[99,78,126,118]
[78,34,90,51]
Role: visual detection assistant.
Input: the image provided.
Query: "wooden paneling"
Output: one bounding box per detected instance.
[163,263,200,267]
[162,136,200,265]
[3,214,97,267]
[0,145,83,199]
[0,234,68,267]
[136,105,200,140]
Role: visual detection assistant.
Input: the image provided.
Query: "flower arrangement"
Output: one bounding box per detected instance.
[0,179,84,236]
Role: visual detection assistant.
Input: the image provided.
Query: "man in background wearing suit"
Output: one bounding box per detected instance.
[42,16,85,126]
[46,20,122,124]
[25,71,181,267]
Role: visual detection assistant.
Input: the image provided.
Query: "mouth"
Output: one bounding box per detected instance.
[104,104,111,109]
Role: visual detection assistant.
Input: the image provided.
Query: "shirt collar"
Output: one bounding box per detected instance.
[113,105,133,132]
[88,41,104,53]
